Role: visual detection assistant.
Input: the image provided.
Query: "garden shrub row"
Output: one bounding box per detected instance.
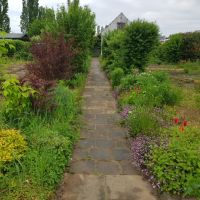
[153,31,200,64]
[102,19,200,198]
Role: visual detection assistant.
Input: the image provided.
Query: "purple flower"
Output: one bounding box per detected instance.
[131,135,164,191]
[120,106,132,119]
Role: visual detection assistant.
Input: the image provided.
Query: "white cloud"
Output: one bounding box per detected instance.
[8,0,200,35]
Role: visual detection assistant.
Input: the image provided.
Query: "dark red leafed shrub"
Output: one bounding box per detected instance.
[22,33,77,112]
[27,33,77,81]
[21,74,56,111]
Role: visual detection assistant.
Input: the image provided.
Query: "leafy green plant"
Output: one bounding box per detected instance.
[123,19,159,72]
[159,34,183,64]
[102,30,125,73]
[56,2,95,73]
[119,72,181,107]
[2,77,36,120]
[127,106,159,137]
[0,39,31,60]
[110,68,124,87]
[148,127,200,196]
[0,40,15,57]
[119,74,136,92]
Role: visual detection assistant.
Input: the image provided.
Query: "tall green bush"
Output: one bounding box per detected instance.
[123,20,159,72]
[56,2,95,73]
[28,7,56,37]
[182,32,200,61]
[156,32,200,64]
[160,34,183,63]
[102,30,125,73]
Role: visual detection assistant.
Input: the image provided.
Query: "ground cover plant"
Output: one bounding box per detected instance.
[102,19,200,199]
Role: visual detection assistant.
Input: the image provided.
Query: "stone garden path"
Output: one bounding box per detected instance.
[57,58,157,200]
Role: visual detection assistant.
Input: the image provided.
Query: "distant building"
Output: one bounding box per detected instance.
[101,13,130,36]
[0,33,29,41]
[101,13,130,55]
[160,35,169,43]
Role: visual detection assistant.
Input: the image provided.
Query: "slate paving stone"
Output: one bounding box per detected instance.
[70,160,96,174]
[96,161,121,175]
[119,161,140,175]
[111,130,128,139]
[72,149,91,161]
[114,140,129,149]
[95,139,115,149]
[76,139,95,149]
[88,149,113,160]
[112,149,131,161]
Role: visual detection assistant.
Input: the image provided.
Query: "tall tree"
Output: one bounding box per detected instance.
[67,0,70,7]
[0,0,10,32]
[20,0,39,33]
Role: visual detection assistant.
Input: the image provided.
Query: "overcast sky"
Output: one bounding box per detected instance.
[8,0,200,36]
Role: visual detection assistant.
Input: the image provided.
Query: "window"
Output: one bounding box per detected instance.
[117,22,126,29]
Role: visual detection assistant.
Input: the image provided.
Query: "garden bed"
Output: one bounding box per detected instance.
[101,20,200,199]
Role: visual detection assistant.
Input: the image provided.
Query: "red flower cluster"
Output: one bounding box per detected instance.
[173,117,188,132]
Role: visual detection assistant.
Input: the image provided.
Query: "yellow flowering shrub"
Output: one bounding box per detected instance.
[0,129,27,163]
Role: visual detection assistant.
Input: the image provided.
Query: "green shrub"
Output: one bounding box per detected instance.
[0,39,31,60]
[182,32,200,61]
[2,78,36,121]
[127,107,159,137]
[102,30,125,73]
[137,73,181,107]
[148,127,200,196]
[119,74,136,91]
[13,40,31,60]
[56,3,95,73]
[151,71,169,83]
[120,72,181,107]
[110,68,124,87]
[157,32,200,64]
[0,40,15,57]
[159,34,183,63]
[123,19,159,72]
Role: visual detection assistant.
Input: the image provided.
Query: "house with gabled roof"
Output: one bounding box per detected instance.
[101,13,130,36]
[100,13,130,55]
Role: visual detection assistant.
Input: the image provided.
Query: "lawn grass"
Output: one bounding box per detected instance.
[173,85,200,127]
[149,61,200,76]
[0,57,27,73]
